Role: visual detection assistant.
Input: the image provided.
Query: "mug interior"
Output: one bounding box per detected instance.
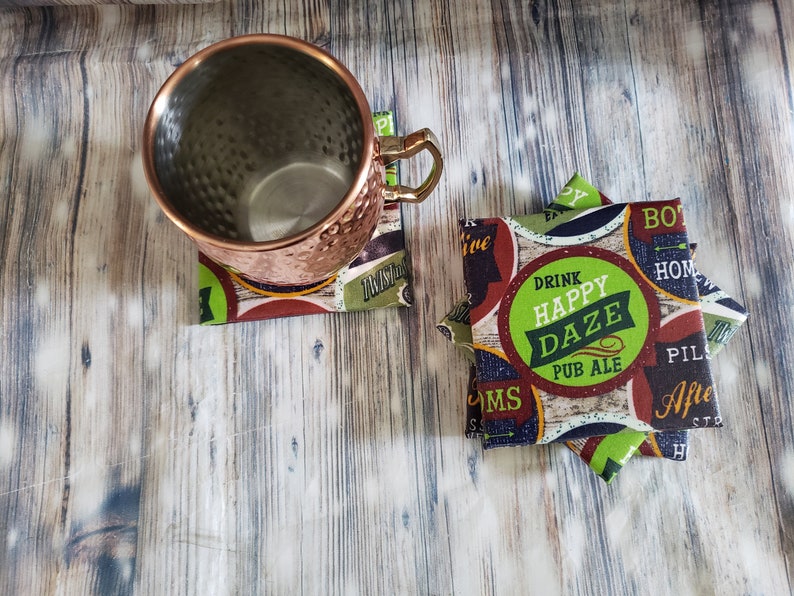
[151,40,366,243]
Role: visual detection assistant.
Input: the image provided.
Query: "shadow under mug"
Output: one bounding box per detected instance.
[142,34,443,286]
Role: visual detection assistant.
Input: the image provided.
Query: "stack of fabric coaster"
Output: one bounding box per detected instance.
[438,173,748,483]
[197,112,413,325]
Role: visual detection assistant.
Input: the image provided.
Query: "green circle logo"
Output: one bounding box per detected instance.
[498,247,659,397]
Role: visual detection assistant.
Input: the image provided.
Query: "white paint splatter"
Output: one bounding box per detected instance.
[85,380,103,411]
[742,269,763,298]
[561,521,585,571]
[754,359,771,390]
[605,507,630,544]
[52,201,70,226]
[383,441,415,498]
[542,106,558,131]
[79,246,101,276]
[524,123,538,142]
[128,435,142,460]
[523,95,538,117]
[399,91,444,137]
[19,117,52,162]
[712,352,740,392]
[323,402,342,428]
[103,290,118,313]
[780,450,794,496]
[487,91,501,111]
[119,559,133,581]
[342,579,361,595]
[494,551,520,593]
[694,250,740,296]
[0,420,16,468]
[750,4,776,35]
[193,398,214,439]
[435,441,472,498]
[145,333,162,372]
[157,283,180,319]
[389,393,404,419]
[523,545,561,595]
[478,496,499,533]
[130,152,152,208]
[6,527,18,550]
[743,46,778,96]
[71,463,107,519]
[544,469,558,492]
[58,134,77,160]
[136,42,153,63]
[34,281,50,308]
[739,532,775,592]
[157,472,177,516]
[97,5,122,33]
[441,156,469,189]
[500,61,512,81]
[684,24,706,64]
[35,333,70,397]
[510,176,532,198]
[125,298,144,329]
[362,474,382,506]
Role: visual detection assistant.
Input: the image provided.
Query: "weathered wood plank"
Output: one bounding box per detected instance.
[1,1,792,594]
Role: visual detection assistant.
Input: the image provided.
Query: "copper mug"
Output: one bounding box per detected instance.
[143,34,443,285]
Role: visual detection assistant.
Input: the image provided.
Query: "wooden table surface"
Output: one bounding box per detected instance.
[1,0,792,594]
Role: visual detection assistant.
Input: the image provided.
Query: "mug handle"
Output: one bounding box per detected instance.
[379,128,443,204]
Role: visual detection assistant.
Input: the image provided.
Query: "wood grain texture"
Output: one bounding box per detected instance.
[0,1,792,594]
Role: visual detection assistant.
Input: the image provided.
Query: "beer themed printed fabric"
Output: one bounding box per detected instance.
[460,199,721,448]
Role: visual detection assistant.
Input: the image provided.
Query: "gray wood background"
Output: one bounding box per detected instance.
[1,0,792,594]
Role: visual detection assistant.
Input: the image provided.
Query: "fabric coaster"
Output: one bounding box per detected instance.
[552,181,747,471]
[197,112,412,325]
[440,173,747,481]
[440,262,748,478]
[564,429,646,483]
[463,207,718,446]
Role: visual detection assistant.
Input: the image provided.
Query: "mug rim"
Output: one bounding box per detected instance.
[141,33,376,252]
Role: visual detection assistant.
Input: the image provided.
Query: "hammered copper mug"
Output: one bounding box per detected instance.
[143,34,443,285]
